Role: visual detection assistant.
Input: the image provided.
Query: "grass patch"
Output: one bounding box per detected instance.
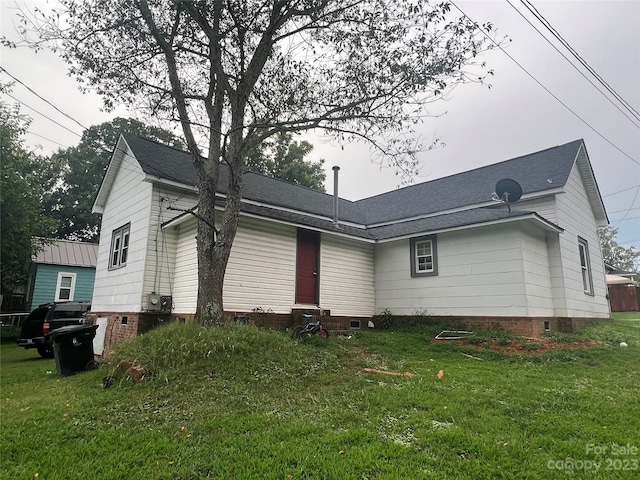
[0,326,20,344]
[2,315,639,479]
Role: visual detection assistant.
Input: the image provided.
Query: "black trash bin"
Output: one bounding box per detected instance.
[49,325,99,376]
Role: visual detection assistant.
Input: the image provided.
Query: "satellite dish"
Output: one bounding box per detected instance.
[494,179,522,213]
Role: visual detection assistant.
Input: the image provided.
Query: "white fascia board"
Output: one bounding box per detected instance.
[143,175,198,193]
[365,190,564,229]
[376,213,564,244]
[574,142,609,225]
[162,209,197,229]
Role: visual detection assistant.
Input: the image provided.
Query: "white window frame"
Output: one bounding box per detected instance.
[578,237,594,295]
[410,235,438,277]
[55,272,76,302]
[109,223,130,270]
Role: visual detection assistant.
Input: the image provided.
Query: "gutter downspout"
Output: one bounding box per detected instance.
[332,166,340,227]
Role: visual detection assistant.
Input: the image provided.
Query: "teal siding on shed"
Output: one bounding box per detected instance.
[29,264,96,309]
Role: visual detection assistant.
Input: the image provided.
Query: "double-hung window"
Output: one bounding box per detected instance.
[109,223,130,270]
[578,237,594,295]
[410,235,438,277]
[55,272,76,301]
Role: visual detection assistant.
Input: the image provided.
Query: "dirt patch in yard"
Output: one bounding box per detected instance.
[453,337,601,354]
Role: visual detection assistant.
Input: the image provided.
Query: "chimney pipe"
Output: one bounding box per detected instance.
[332,166,340,227]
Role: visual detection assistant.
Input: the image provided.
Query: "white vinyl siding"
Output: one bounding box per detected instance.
[376,223,534,317]
[91,144,152,312]
[319,235,375,317]
[172,216,297,314]
[142,185,198,307]
[172,219,198,313]
[225,218,297,312]
[519,223,555,316]
[172,217,375,316]
[553,154,609,317]
[517,196,558,224]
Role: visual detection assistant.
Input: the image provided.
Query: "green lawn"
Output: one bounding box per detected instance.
[1,314,639,479]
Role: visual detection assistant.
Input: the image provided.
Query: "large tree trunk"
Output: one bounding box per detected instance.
[194,177,243,325]
[194,131,245,326]
[194,172,225,326]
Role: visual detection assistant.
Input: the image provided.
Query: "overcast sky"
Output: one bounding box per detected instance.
[1,1,639,248]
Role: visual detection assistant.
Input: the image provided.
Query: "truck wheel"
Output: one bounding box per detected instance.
[37,346,53,358]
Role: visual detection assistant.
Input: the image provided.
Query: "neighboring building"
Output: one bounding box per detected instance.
[26,240,99,310]
[605,263,639,312]
[91,134,611,352]
[604,263,638,284]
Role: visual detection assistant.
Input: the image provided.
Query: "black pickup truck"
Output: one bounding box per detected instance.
[17,301,92,357]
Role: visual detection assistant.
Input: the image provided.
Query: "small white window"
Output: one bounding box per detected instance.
[410,235,438,277]
[55,272,76,301]
[109,224,130,270]
[578,237,594,295]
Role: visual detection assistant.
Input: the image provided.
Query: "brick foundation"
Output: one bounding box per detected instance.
[389,315,609,338]
[91,311,171,355]
[92,309,610,355]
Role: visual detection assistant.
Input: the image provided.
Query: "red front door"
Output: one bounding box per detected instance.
[296,229,320,305]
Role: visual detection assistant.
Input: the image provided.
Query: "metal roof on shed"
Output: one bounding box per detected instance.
[33,240,99,267]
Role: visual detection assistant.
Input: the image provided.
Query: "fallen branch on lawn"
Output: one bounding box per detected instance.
[362,368,413,377]
[462,353,483,361]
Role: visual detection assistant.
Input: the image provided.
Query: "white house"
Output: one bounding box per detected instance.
[91,134,610,351]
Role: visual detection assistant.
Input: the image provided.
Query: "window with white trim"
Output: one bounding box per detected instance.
[55,272,76,301]
[109,223,130,270]
[410,235,438,277]
[578,237,594,295]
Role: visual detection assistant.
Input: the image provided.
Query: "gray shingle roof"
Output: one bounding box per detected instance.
[357,140,583,225]
[124,133,367,224]
[124,134,584,237]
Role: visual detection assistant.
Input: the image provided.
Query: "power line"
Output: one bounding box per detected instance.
[603,185,640,198]
[27,130,68,148]
[449,1,640,168]
[608,207,640,215]
[506,0,640,127]
[611,185,640,226]
[521,0,640,121]
[0,67,91,132]
[3,92,82,138]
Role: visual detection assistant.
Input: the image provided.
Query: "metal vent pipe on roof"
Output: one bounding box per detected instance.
[332,166,340,226]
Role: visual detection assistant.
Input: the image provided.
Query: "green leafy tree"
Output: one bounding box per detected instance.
[598,226,640,272]
[246,133,325,191]
[0,102,62,310]
[46,117,185,241]
[15,1,497,324]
